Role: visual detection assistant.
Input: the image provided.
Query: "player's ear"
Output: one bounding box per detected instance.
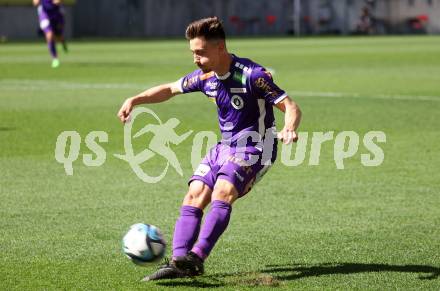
[217,40,226,52]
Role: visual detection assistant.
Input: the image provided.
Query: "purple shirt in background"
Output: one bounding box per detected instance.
[37,0,64,34]
[41,0,61,13]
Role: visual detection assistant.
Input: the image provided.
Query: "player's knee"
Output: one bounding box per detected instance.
[183,181,211,209]
[212,180,238,204]
[183,191,209,209]
[183,191,200,204]
[212,190,234,204]
[45,31,54,41]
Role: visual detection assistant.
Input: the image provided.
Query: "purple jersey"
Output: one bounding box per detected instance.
[178,54,287,149]
[41,0,60,12]
[37,0,64,35]
[181,55,287,196]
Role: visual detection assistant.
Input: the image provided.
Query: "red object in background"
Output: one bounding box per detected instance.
[412,22,422,29]
[266,15,277,25]
[417,15,429,22]
[229,15,244,30]
[229,15,240,24]
[409,14,429,30]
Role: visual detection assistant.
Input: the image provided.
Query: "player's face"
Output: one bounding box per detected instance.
[189,37,223,73]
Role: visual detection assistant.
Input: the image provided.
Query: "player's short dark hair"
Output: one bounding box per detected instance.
[185,17,226,41]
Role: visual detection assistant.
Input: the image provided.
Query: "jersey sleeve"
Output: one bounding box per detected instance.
[175,70,202,94]
[250,69,287,105]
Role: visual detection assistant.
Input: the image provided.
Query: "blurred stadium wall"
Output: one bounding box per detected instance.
[1,0,439,40]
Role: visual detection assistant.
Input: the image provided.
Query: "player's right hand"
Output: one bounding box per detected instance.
[277,127,298,144]
[117,98,134,123]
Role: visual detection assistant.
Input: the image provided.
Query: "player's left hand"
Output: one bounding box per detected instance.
[277,127,298,144]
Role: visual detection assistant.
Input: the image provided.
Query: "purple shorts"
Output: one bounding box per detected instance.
[38,5,64,35]
[189,143,274,197]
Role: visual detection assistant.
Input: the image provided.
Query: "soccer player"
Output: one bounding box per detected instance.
[117,17,302,281]
[33,0,68,68]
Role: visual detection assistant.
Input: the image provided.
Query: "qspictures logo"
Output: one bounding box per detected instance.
[54,107,386,183]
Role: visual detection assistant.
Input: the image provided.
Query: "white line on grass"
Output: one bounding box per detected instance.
[1,79,439,102]
[289,91,440,102]
[0,79,146,90]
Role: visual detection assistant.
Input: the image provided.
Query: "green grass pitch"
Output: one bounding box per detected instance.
[1,36,439,290]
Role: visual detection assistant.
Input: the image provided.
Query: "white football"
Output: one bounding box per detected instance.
[122,223,166,265]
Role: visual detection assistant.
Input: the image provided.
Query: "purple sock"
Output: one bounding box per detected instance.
[48,40,57,58]
[172,205,203,258]
[192,200,232,260]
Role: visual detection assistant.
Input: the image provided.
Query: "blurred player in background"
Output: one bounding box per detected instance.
[33,0,68,68]
[118,17,302,281]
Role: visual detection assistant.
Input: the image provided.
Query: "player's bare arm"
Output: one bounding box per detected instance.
[275,96,302,144]
[32,0,40,6]
[117,82,181,123]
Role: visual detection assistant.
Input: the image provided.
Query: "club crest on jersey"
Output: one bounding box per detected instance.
[231,95,244,110]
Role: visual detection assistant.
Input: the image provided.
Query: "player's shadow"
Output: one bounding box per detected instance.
[154,262,439,288]
[262,262,440,281]
[155,279,224,288]
[0,127,15,131]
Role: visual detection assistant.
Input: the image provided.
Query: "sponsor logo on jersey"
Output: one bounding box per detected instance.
[234,62,252,73]
[231,95,244,110]
[233,71,246,85]
[230,88,247,93]
[183,76,198,89]
[255,77,279,98]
